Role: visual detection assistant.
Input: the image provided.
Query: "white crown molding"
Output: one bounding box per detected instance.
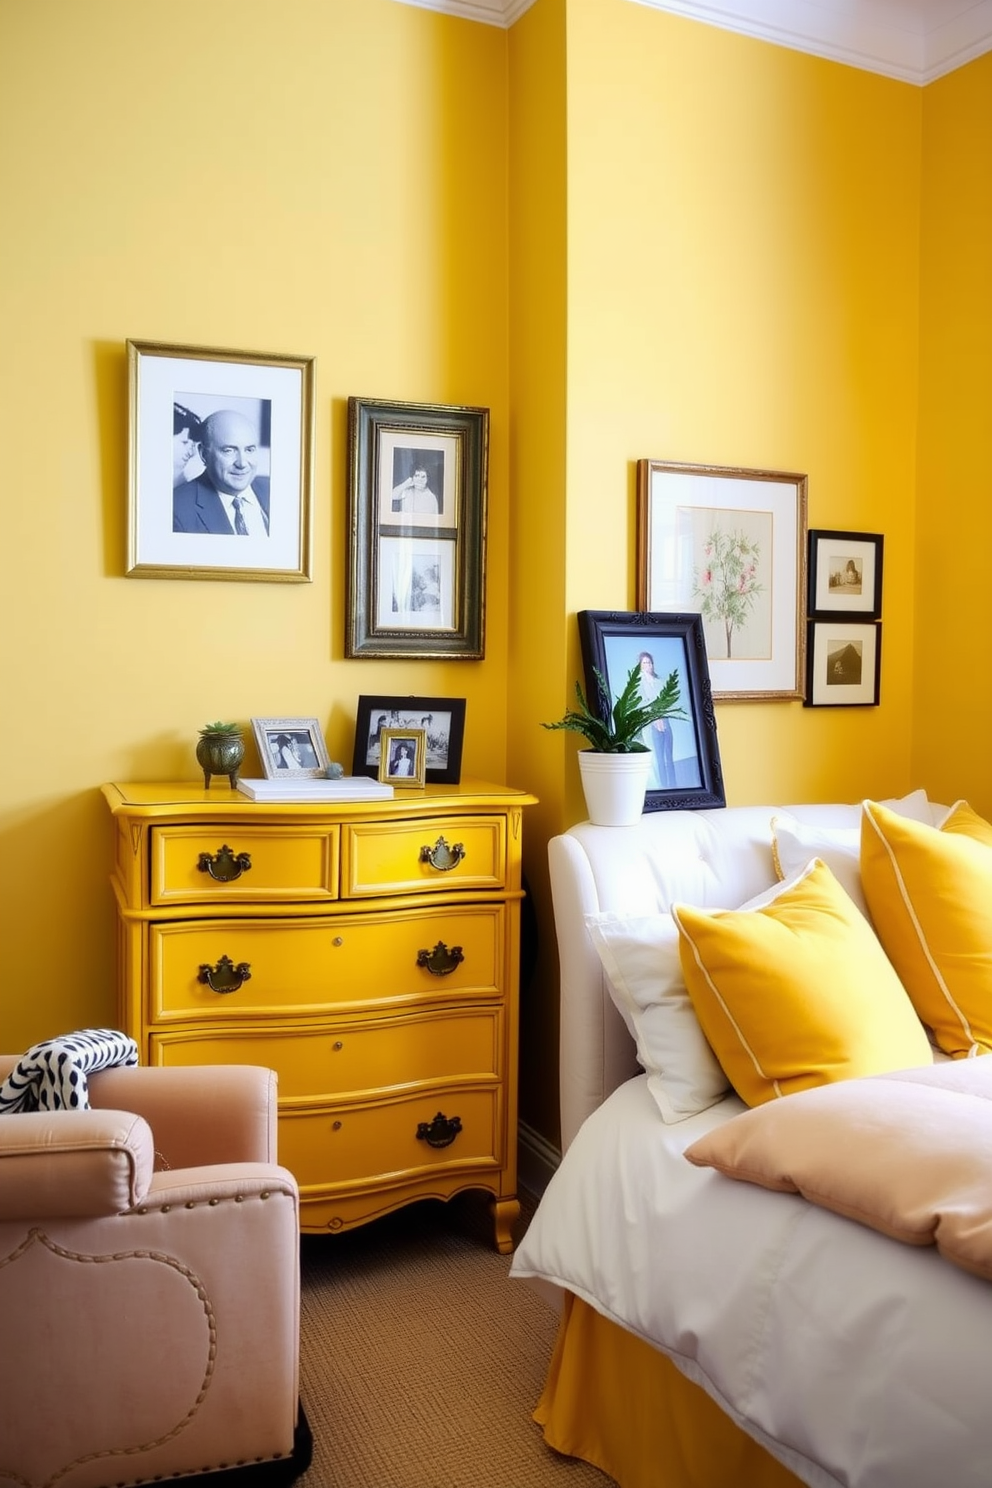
[390,0,992,84]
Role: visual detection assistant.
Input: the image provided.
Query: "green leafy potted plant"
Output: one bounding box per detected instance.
[196,721,245,790]
[544,662,687,825]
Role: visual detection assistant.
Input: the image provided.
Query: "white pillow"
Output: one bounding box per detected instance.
[771,789,934,917]
[584,911,730,1123]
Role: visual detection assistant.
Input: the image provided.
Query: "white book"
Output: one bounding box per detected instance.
[237,777,394,802]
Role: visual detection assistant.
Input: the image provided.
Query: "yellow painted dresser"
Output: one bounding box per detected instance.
[102,779,536,1251]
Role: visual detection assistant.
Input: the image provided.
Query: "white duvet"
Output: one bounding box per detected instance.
[510,1075,992,1488]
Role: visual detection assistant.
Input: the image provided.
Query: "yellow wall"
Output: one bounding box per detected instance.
[562,0,922,809]
[915,51,992,817]
[506,0,571,1134]
[507,0,926,1139]
[0,0,511,1049]
[1,0,986,1151]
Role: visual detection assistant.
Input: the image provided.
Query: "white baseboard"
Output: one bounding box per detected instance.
[517,1120,561,1198]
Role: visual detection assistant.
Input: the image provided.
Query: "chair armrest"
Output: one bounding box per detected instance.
[0,1109,154,1218]
[143,1162,299,1211]
[88,1064,279,1168]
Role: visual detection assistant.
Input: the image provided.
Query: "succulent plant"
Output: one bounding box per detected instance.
[199,720,242,736]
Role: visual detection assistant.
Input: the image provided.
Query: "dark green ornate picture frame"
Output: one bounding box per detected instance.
[346,396,489,658]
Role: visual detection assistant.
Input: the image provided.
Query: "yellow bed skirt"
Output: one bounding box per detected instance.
[535,1292,804,1488]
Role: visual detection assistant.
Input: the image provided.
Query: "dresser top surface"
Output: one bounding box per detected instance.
[103,778,537,819]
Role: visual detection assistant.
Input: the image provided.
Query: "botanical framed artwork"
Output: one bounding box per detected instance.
[251,716,330,778]
[352,695,466,784]
[808,529,884,620]
[804,622,882,707]
[577,610,726,811]
[378,728,427,788]
[127,339,315,582]
[346,398,489,658]
[635,460,808,701]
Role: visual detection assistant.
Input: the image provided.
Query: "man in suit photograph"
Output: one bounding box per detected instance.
[173,408,271,535]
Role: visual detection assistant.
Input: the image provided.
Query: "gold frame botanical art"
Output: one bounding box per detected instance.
[636,460,808,701]
[377,728,427,788]
[346,397,489,658]
[127,339,315,581]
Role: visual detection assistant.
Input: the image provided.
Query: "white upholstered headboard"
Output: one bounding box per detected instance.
[548,799,940,1153]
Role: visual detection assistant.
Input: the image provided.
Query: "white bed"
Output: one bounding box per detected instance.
[510,797,992,1488]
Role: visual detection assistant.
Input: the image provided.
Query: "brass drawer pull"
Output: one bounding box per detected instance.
[197,955,252,993]
[197,845,252,883]
[416,1111,462,1149]
[419,836,465,872]
[416,942,464,977]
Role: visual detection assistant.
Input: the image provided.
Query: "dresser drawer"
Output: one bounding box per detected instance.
[342,816,505,897]
[149,826,340,906]
[148,903,504,1020]
[149,1005,502,1097]
[279,1085,501,1188]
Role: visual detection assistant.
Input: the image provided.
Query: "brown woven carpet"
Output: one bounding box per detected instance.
[295,1189,615,1487]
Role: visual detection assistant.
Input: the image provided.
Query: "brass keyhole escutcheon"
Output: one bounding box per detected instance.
[197,845,252,882]
[416,942,465,977]
[419,836,465,872]
[197,955,252,993]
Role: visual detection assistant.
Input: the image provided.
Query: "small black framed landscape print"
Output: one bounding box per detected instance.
[577,610,725,812]
[127,340,315,582]
[346,398,489,658]
[251,716,330,778]
[805,621,882,707]
[352,695,466,784]
[808,529,883,620]
[378,728,427,788]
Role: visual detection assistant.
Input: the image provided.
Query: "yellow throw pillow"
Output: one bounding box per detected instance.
[861,799,992,1058]
[672,858,932,1107]
[939,798,992,849]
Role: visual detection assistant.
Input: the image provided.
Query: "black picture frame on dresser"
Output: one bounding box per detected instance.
[577,610,725,813]
[353,695,466,784]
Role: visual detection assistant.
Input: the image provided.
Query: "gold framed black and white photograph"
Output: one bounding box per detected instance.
[127,339,315,582]
[636,460,808,700]
[346,397,489,658]
[805,621,882,707]
[808,529,884,620]
[378,728,427,787]
[352,695,466,784]
[251,716,330,778]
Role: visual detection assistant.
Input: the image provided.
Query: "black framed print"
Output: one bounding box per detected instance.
[577,610,725,812]
[346,398,488,658]
[127,339,315,581]
[805,622,882,707]
[352,695,466,784]
[808,529,884,620]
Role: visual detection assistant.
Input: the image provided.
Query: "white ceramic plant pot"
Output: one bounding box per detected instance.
[577,750,653,827]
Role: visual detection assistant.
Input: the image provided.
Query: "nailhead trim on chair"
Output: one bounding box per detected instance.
[133,1191,289,1216]
[0,1229,218,1487]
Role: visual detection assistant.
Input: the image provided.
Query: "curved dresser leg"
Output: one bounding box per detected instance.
[491,1195,521,1254]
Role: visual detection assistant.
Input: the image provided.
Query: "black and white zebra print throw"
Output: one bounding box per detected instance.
[0,1028,139,1113]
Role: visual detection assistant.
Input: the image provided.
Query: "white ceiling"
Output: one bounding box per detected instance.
[392,0,992,83]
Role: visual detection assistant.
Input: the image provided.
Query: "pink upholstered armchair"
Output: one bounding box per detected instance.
[0,1058,308,1488]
